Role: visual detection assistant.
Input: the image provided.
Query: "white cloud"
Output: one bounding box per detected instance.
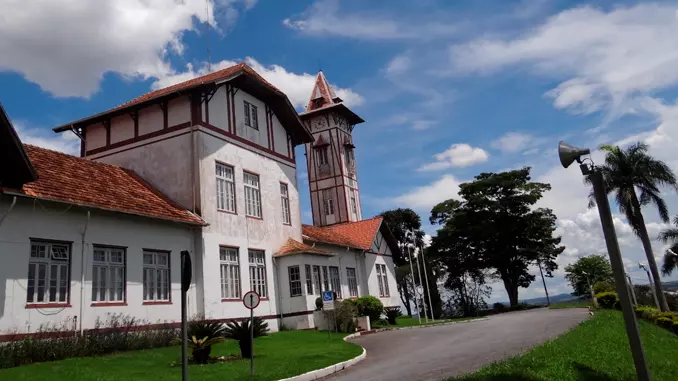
[392,174,463,210]
[491,132,536,153]
[0,0,255,98]
[386,55,411,76]
[418,143,489,171]
[450,3,678,115]
[14,122,80,155]
[283,0,456,40]
[152,57,364,110]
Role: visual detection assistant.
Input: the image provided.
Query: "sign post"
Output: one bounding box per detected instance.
[180,251,192,381]
[322,291,335,335]
[242,291,261,381]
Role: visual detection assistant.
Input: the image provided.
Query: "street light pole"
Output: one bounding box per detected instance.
[406,232,421,324]
[626,273,638,306]
[420,242,435,321]
[639,263,660,310]
[537,260,551,307]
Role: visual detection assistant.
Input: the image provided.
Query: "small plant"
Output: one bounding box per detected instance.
[356,296,384,324]
[188,335,225,364]
[185,321,225,361]
[384,307,402,325]
[595,292,618,309]
[223,317,269,359]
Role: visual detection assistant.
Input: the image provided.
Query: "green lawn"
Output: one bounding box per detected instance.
[373,316,471,328]
[548,300,593,309]
[449,310,678,381]
[0,330,362,381]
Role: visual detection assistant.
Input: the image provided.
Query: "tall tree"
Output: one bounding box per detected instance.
[586,143,676,311]
[430,168,564,307]
[380,208,425,316]
[659,216,678,276]
[564,254,614,297]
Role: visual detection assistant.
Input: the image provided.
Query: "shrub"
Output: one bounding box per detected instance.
[656,316,674,329]
[185,321,225,362]
[315,297,323,311]
[384,307,402,325]
[593,281,615,295]
[492,302,505,311]
[635,305,661,322]
[223,317,269,359]
[324,300,358,333]
[356,296,384,324]
[595,292,618,309]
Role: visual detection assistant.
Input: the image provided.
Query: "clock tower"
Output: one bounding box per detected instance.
[300,71,365,227]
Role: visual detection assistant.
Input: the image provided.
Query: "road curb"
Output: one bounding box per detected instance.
[276,318,487,381]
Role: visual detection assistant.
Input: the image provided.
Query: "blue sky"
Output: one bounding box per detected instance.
[4,0,678,302]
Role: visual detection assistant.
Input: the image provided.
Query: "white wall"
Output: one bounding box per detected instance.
[0,198,198,335]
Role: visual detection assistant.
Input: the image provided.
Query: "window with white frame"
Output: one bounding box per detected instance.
[376,264,390,297]
[317,146,329,166]
[312,265,321,294]
[248,250,267,298]
[349,189,357,214]
[92,246,126,302]
[216,163,236,213]
[288,266,302,297]
[244,101,258,129]
[27,241,70,304]
[143,251,170,301]
[220,247,240,299]
[322,266,330,291]
[305,264,313,295]
[323,191,334,216]
[244,172,262,218]
[347,267,358,297]
[329,266,342,299]
[280,183,291,225]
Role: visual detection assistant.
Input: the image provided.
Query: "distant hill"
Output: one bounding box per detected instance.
[496,293,579,306]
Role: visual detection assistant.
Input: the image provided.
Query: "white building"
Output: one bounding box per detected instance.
[0,63,400,339]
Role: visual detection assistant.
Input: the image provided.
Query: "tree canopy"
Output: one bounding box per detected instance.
[429,167,564,307]
[564,254,614,297]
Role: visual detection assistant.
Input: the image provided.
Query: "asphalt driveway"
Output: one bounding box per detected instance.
[325,308,590,381]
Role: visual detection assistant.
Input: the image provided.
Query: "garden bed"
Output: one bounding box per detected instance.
[0,330,362,381]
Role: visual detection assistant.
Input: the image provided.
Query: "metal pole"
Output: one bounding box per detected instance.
[420,242,435,321]
[249,307,254,380]
[415,248,428,323]
[537,260,551,307]
[590,168,651,381]
[627,274,638,306]
[641,265,660,309]
[181,283,188,381]
[406,237,421,324]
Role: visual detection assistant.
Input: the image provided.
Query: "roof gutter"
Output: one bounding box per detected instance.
[0,190,207,227]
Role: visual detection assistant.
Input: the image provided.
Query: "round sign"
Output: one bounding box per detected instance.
[243,291,261,310]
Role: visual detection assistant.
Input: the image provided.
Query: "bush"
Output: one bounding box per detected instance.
[186,320,225,363]
[315,297,323,311]
[0,313,178,369]
[635,305,661,322]
[324,300,358,333]
[356,296,384,324]
[223,317,269,359]
[656,316,674,329]
[492,302,506,311]
[595,292,618,309]
[593,281,615,295]
[384,307,402,325]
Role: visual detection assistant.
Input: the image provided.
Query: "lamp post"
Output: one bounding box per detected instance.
[406,231,422,324]
[517,248,551,307]
[639,263,660,309]
[581,270,598,308]
[559,141,651,381]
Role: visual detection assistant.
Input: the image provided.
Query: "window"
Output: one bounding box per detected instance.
[248,250,267,298]
[312,265,321,294]
[244,172,262,218]
[317,146,329,166]
[376,264,390,297]
[27,241,70,304]
[92,246,126,303]
[280,183,291,225]
[347,268,358,297]
[305,264,313,295]
[345,148,355,167]
[349,189,357,214]
[143,251,170,302]
[244,101,258,129]
[220,247,241,299]
[216,163,236,213]
[322,266,330,291]
[329,266,342,299]
[288,266,302,297]
[324,196,334,216]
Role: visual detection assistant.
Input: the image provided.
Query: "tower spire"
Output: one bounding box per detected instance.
[305,71,342,112]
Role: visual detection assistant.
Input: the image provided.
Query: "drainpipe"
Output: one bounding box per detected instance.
[272,258,284,326]
[79,211,91,335]
[0,196,17,227]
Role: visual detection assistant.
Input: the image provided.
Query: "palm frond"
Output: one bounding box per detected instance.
[659,227,678,243]
[662,249,678,276]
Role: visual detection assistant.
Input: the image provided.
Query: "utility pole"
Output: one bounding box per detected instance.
[420,242,435,321]
[640,263,660,309]
[627,274,638,307]
[415,247,428,323]
[537,260,551,307]
[406,232,421,324]
[582,271,598,308]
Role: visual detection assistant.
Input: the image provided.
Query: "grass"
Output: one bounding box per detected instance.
[548,299,593,309]
[373,315,471,328]
[0,330,362,381]
[449,310,678,381]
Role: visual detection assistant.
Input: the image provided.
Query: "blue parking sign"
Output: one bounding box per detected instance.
[322,291,334,302]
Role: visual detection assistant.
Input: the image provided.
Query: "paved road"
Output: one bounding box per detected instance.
[325,308,590,381]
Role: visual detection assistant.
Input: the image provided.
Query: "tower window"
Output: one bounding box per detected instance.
[323,190,335,216]
[345,148,355,167]
[317,146,329,166]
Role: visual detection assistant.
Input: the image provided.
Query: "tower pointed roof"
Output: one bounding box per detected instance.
[305,71,343,112]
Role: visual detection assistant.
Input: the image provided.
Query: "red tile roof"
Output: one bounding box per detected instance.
[5,145,205,225]
[302,216,384,250]
[305,71,339,112]
[274,238,332,258]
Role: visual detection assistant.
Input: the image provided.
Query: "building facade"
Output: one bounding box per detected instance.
[0,64,400,337]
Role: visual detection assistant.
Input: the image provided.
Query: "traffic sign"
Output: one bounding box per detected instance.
[322,291,334,302]
[243,291,261,310]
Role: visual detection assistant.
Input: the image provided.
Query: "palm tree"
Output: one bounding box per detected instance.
[659,220,678,276]
[586,142,676,311]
